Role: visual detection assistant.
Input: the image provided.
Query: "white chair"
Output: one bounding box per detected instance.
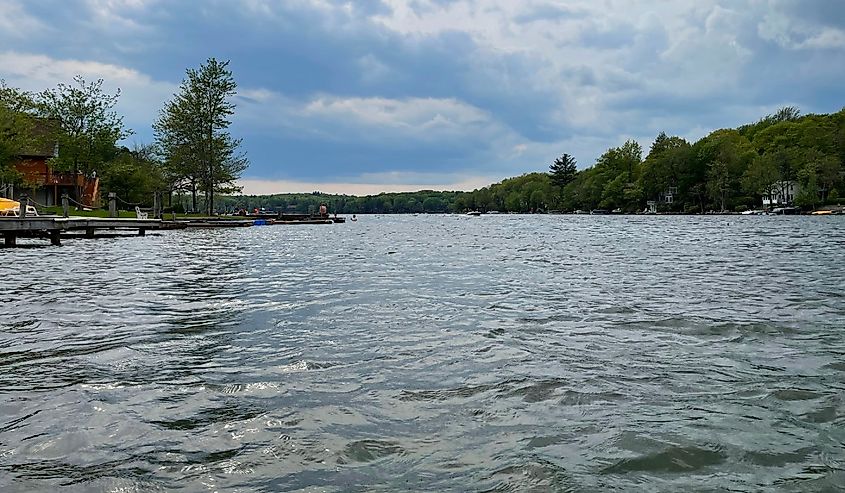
[135,206,148,219]
[0,205,38,217]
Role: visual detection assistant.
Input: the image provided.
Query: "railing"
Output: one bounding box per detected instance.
[46,172,88,187]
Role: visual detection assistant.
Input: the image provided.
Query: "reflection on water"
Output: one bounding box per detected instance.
[1,215,844,491]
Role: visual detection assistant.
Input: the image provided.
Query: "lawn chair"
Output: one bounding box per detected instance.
[135,206,149,219]
[0,198,37,217]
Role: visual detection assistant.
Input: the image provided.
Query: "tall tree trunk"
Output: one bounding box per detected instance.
[191,181,197,212]
[207,121,214,216]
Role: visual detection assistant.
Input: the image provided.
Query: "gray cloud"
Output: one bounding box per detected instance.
[1,0,843,187]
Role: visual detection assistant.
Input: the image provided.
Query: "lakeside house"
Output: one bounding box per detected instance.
[660,186,678,205]
[0,119,100,208]
[762,180,798,207]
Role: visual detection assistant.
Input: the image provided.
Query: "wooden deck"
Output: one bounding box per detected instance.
[1,212,350,247]
[0,216,174,246]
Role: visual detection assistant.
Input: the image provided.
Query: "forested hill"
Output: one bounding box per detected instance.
[225,106,844,214]
[217,190,466,214]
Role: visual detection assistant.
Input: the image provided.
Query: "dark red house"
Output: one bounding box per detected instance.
[1,120,100,208]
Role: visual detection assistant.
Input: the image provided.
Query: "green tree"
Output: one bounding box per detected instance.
[640,133,691,209]
[504,191,523,211]
[599,173,625,209]
[0,81,37,187]
[100,144,165,206]
[618,139,643,182]
[795,161,819,209]
[37,76,130,201]
[529,189,547,211]
[741,154,779,199]
[817,155,841,202]
[697,129,755,210]
[422,196,446,212]
[707,160,730,211]
[773,106,801,123]
[155,58,248,215]
[549,153,577,187]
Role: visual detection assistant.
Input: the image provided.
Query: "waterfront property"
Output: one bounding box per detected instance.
[762,180,799,207]
[0,119,100,208]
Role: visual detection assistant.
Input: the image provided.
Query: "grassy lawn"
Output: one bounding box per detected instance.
[38,206,212,219]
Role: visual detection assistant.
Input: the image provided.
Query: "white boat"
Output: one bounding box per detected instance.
[465,211,482,216]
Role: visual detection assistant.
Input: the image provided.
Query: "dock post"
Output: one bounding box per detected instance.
[61,194,69,217]
[108,192,117,218]
[49,230,61,246]
[19,194,28,218]
[138,228,146,237]
[3,232,16,247]
[153,191,161,219]
[85,227,95,238]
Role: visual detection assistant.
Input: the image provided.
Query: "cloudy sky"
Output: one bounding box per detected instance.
[1,0,843,195]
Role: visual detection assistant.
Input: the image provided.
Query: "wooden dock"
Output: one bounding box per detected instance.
[180,219,255,228]
[0,216,178,247]
[1,212,350,247]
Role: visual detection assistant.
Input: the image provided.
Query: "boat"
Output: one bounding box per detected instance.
[466,211,482,216]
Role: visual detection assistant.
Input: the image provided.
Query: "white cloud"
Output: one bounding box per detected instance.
[0,1,46,38]
[0,51,176,139]
[83,0,158,31]
[365,0,769,135]
[757,6,845,50]
[796,28,845,50]
[302,96,490,130]
[234,86,516,149]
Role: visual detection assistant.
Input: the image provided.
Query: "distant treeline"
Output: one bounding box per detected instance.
[224,107,844,214]
[217,190,466,214]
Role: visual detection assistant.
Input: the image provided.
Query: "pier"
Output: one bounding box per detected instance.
[0,216,174,247]
[1,193,351,247]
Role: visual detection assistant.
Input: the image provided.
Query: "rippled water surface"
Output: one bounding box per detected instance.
[1,215,844,492]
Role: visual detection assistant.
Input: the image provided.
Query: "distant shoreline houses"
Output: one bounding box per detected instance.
[762,181,798,208]
[0,119,100,208]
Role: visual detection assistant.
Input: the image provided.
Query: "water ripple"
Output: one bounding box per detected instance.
[1,215,844,491]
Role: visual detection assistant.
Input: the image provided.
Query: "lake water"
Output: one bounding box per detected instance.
[1,215,844,492]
